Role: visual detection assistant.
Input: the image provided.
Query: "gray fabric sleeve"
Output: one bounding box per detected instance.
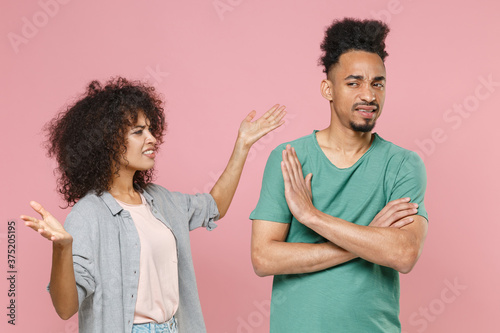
[145,183,221,231]
[184,192,220,231]
[63,208,96,306]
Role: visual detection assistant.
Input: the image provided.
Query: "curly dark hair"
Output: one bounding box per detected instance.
[45,77,166,206]
[319,18,390,74]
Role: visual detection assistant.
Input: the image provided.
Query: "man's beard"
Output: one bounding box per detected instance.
[350,120,376,132]
[350,102,379,132]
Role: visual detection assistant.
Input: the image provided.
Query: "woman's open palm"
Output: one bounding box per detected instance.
[21,201,72,245]
[238,104,286,147]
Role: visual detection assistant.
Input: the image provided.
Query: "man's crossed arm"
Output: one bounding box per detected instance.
[251,145,428,277]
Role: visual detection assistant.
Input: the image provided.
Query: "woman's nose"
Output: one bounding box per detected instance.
[146,130,157,145]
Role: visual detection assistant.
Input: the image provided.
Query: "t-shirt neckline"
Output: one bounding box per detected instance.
[311,130,380,171]
[114,193,146,207]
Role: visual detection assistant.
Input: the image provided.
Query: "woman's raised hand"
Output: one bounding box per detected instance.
[209,104,286,218]
[21,201,72,245]
[237,104,286,148]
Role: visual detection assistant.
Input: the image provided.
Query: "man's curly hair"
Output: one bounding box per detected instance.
[319,18,390,75]
[45,77,166,206]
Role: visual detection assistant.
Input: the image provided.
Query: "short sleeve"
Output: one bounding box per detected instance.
[389,151,428,221]
[249,147,293,223]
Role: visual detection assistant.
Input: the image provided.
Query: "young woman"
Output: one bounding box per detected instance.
[21,77,286,333]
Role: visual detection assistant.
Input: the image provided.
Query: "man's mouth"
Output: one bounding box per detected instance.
[354,104,378,119]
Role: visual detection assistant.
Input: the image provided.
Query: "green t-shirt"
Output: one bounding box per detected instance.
[250,131,428,333]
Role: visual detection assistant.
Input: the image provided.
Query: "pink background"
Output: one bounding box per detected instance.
[1,0,499,332]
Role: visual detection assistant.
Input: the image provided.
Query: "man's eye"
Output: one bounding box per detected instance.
[347,82,358,87]
[374,83,384,88]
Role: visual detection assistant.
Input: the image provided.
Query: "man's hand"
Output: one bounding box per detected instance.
[369,197,419,228]
[272,144,427,274]
[281,144,317,223]
[281,145,417,230]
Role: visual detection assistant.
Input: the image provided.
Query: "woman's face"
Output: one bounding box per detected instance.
[119,112,157,173]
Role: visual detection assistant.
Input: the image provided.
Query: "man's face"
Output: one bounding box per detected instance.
[327,51,386,133]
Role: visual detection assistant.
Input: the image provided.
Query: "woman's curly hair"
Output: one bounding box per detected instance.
[319,18,390,74]
[45,77,166,206]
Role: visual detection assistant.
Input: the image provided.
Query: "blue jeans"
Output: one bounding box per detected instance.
[132,317,177,333]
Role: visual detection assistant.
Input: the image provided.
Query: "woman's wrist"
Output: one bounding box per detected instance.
[234,135,252,154]
[53,235,73,250]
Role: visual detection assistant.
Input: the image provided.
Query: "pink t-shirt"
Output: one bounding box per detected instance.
[116,194,179,324]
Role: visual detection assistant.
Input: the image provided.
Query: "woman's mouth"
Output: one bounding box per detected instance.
[143,150,156,158]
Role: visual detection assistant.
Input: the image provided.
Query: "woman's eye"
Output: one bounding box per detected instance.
[133,130,143,135]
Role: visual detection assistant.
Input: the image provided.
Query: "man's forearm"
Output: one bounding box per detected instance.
[304,211,427,273]
[252,240,357,276]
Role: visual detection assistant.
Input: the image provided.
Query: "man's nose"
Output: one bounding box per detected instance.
[360,85,376,102]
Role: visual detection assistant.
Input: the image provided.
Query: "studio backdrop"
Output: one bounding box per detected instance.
[1,0,498,332]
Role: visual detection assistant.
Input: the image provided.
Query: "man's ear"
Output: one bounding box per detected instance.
[321,79,334,101]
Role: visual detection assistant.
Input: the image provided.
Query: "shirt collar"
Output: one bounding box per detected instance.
[142,188,154,206]
[100,191,123,216]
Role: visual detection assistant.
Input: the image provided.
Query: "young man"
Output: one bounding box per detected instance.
[250,18,428,332]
